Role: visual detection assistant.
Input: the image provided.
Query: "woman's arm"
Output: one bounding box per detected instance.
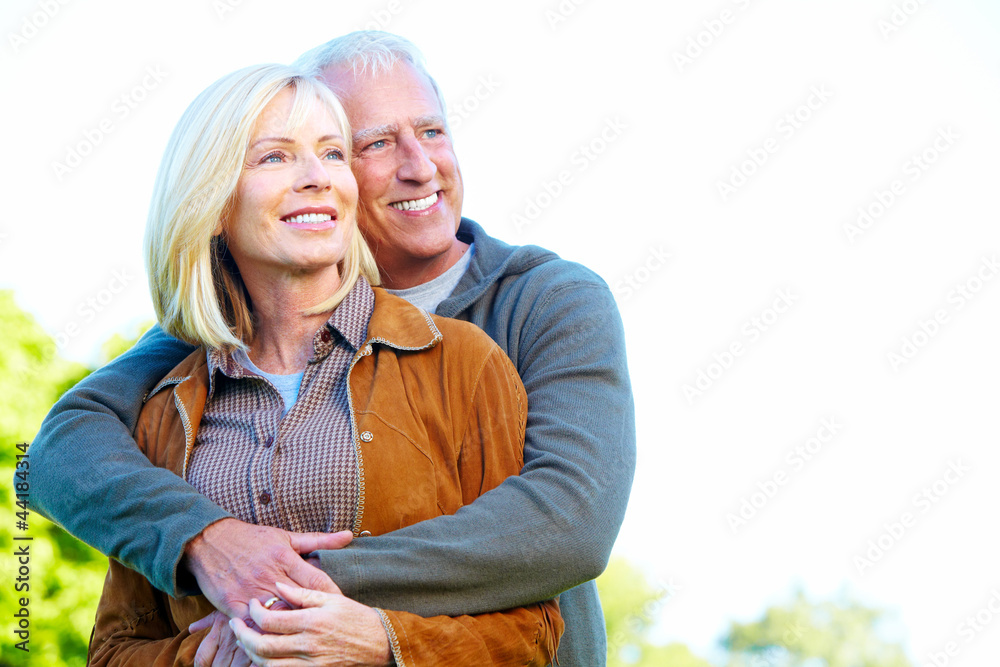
[378,600,562,667]
[231,583,561,667]
[87,558,209,667]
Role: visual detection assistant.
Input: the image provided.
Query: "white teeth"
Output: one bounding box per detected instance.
[389,192,439,211]
[286,213,333,224]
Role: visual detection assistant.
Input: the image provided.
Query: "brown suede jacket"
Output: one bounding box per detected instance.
[87,288,562,667]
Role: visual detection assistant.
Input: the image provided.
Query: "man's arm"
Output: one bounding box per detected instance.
[318,277,636,615]
[26,325,220,594]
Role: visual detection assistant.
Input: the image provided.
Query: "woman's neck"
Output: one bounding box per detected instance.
[242,266,342,374]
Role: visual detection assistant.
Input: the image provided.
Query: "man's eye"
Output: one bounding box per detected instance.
[424,129,440,138]
[367,139,387,150]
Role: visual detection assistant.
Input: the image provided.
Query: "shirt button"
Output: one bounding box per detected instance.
[360,431,374,442]
[359,530,372,537]
[263,436,274,448]
[260,491,271,505]
[320,329,331,343]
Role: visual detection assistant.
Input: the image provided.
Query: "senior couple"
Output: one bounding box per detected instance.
[30,31,635,666]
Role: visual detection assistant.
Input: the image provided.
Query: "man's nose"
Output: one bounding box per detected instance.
[396,135,436,183]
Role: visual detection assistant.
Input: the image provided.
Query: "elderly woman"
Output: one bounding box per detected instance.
[86,64,561,667]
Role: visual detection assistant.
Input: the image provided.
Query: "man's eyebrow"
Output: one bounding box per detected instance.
[412,114,445,128]
[353,123,398,146]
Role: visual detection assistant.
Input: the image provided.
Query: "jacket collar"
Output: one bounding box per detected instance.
[145,285,442,404]
[367,287,442,351]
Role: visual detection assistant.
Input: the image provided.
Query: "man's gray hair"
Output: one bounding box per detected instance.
[293,31,447,115]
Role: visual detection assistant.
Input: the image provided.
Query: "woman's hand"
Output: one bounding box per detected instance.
[230,581,393,666]
[190,610,254,667]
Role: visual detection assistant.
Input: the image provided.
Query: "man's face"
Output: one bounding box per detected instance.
[321,61,465,288]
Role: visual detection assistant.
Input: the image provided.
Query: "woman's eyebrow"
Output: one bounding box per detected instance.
[250,136,294,149]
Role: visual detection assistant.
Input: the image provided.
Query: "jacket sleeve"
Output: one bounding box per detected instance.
[25,325,230,596]
[318,277,636,615]
[87,558,208,667]
[374,346,562,666]
[378,599,562,667]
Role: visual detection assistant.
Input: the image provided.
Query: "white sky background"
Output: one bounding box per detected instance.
[2,0,999,663]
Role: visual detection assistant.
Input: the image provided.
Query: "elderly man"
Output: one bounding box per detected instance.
[28,32,635,666]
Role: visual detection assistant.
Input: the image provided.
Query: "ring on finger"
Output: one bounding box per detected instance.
[262,596,280,609]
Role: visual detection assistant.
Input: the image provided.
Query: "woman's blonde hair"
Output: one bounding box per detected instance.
[145,63,379,351]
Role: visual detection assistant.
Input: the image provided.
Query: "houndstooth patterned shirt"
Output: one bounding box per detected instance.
[186,279,375,534]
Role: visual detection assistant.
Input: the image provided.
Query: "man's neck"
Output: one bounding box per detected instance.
[377,240,470,289]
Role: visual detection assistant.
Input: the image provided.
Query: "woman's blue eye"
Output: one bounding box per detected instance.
[262,152,283,163]
[325,150,344,160]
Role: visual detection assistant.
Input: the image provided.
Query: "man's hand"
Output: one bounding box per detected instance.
[183,518,352,622]
[230,581,392,666]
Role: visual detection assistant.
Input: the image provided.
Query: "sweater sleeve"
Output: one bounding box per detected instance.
[25,325,230,596]
[318,278,636,616]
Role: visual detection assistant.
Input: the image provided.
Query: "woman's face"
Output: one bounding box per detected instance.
[224,87,358,280]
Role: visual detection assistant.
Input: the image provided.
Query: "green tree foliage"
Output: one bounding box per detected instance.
[597,556,713,667]
[723,591,914,667]
[597,557,915,667]
[0,291,110,666]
